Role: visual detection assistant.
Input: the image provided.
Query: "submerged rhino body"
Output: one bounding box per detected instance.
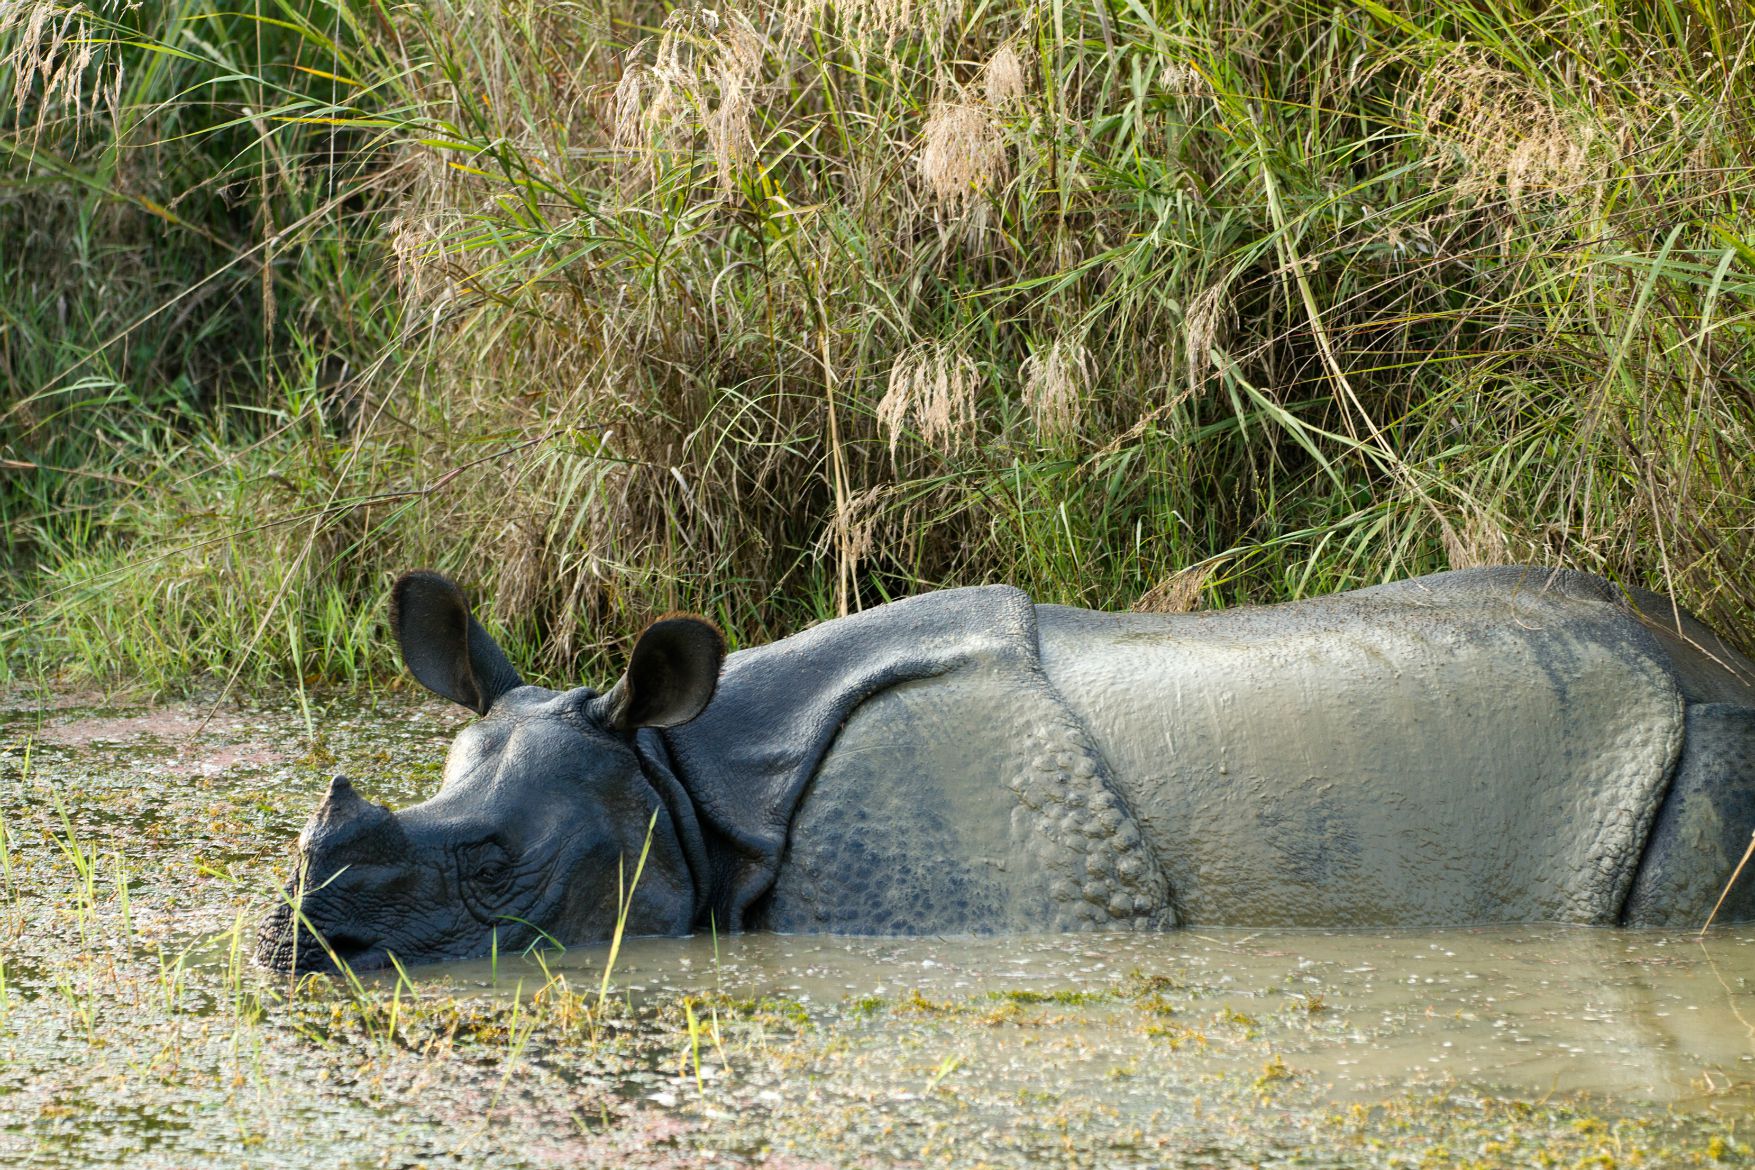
[258,566,1755,973]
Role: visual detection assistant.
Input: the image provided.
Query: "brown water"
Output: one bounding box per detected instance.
[519,927,1755,1105]
[2,691,1751,1168]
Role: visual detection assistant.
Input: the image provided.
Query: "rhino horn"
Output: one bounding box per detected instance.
[299,774,408,855]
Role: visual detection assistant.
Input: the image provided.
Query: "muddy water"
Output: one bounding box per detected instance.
[520,927,1755,1105]
[2,692,1752,1168]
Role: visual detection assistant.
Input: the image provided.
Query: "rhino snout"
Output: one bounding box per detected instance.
[255,775,434,974]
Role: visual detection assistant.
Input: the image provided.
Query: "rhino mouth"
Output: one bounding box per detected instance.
[317,929,386,970]
[254,901,390,975]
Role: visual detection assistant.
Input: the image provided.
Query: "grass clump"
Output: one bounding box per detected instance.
[2,0,1752,691]
[987,986,1105,1007]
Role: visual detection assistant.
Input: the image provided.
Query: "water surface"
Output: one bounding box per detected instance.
[1,691,1749,1168]
[507,926,1755,1105]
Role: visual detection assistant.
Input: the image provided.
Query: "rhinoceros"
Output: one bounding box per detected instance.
[256,565,1755,973]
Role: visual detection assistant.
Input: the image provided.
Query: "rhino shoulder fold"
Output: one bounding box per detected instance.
[661,584,1045,929]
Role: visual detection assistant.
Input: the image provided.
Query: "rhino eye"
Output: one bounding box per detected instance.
[457,841,516,911]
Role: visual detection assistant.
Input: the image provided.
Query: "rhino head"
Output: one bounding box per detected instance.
[255,571,723,974]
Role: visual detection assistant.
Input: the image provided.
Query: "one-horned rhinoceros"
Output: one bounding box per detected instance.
[256,565,1755,973]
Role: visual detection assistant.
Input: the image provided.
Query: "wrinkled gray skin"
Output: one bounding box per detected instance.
[257,566,1755,974]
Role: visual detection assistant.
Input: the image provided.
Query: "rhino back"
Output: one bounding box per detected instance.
[1035,567,1687,926]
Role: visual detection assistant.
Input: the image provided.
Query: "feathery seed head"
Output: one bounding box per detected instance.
[983,41,1027,110]
[4,1,113,132]
[1419,48,1620,212]
[829,0,955,49]
[1184,280,1232,393]
[918,99,1007,213]
[1159,60,1212,100]
[612,42,654,151]
[616,8,767,192]
[703,14,765,190]
[1134,564,1212,614]
[1020,339,1092,442]
[1441,511,1512,570]
[387,211,455,303]
[877,342,980,455]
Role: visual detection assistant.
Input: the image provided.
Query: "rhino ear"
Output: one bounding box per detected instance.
[595,614,725,732]
[390,571,524,715]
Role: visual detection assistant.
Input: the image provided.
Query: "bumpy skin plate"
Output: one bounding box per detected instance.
[1038,567,1716,927]
[661,584,1170,933]
[767,644,1175,935]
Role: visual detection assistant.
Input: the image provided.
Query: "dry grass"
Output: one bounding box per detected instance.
[2,0,1753,689]
[877,342,981,455]
[918,98,1009,214]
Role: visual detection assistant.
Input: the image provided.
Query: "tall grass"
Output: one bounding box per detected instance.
[2,0,1752,692]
